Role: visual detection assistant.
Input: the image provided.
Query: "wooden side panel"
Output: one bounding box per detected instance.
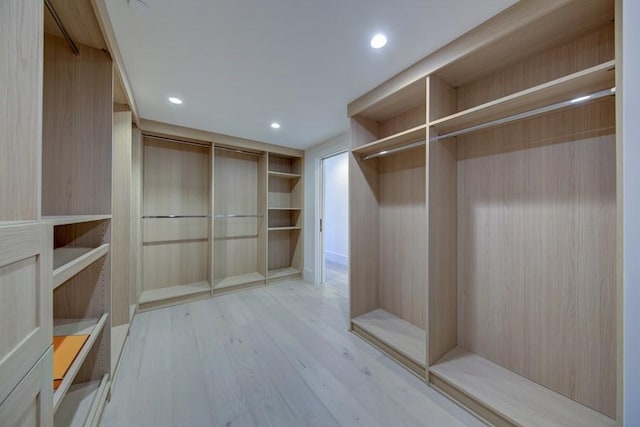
[142,242,208,291]
[427,76,459,364]
[257,155,268,277]
[378,148,426,328]
[349,118,380,319]
[0,0,42,221]
[456,23,615,111]
[112,111,132,327]
[457,121,616,416]
[0,223,52,404]
[130,128,143,305]
[378,104,426,138]
[42,35,113,216]
[213,150,261,279]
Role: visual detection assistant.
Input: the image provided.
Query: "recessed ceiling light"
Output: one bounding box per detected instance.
[270,122,281,129]
[128,0,149,13]
[169,97,183,105]
[370,34,387,49]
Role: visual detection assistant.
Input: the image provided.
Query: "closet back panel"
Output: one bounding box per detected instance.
[42,35,112,216]
[142,138,210,291]
[457,102,616,416]
[378,148,426,328]
[214,150,261,278]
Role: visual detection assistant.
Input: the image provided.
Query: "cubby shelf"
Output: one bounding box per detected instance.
[430,61,616,135]
[267,267,301,280]
[268,226,301,231]
[42,215,112,226]
[351,309,425,370]
[53,244,110,290]
[352,124,427,158]
[52,314,109,411]
[213,272,266,292]
[429,347,615,427]
[268,171,301,179]
[54,374,109,427]
[268,207,302,210]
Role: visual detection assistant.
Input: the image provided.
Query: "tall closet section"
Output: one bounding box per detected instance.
[139,137,213,311]
[267,155,304,281]
[213,147,267,294]
[349,1,619,425]
[42,31,113,425]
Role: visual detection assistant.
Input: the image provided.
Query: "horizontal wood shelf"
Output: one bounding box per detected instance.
[430,61,616,135]
[213,272,266,291]
[268,226,301,231]
[268,207,302,211]
[43,215,112,226]
[429,347,615,427]
[138,281,211,311]
[267,267,301,280]
[352,124,427,157]
[54,374,109,427]
[53,314,109,412]
[268,171,301,179]
[352,309,426,367]
[53,244,110,289]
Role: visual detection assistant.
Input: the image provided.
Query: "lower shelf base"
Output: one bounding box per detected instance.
[139,282,212,312]
[213,272,266,296]
[429,347,615,427]
[267,267,301,282]
[54,374,109,427]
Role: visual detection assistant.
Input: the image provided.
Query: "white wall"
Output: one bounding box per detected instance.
[303,133,349,284]
[323,152,349,266]
[623,0,639,424]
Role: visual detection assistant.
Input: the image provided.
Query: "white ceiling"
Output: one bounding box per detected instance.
[105,0,518,149]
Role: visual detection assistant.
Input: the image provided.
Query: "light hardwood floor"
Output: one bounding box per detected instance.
[101,277,481,427]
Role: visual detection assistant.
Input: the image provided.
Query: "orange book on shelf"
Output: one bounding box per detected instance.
[53,335,89,390]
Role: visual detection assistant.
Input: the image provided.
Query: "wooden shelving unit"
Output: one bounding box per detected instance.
[53,244,110,289]
[348,2,618,424]
[54,375,109,427]
[267,154,303,283]
[138,281,212,312]
[52,315,109,411]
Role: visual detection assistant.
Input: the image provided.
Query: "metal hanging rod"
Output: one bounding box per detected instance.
[214,146,264,157]
[361,141,425,160]
[436,87,616,140]
[142,215,209,219]
[143,134,211,148]
[214,214,264,219]
[44,0,80,56]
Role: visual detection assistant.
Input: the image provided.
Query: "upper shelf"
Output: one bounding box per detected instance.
[53,244,110,289]
[352,124,427,158]
[268,171,301,179]
[43,215,112,226]
[430,61,616,136]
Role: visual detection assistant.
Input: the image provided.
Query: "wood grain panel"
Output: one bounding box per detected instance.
[42,35,113,216]
[214,150,261,280]
[142,242,208,291]
[455,23,615,111]
[268,230,292,271]
[112,111,131,327]
[143,218,209,243]
[457,133,616,417]
[143,138,210,216]
[378,148,426,328]
[0,0,42,221]
[130,128,143,306]
[378,105,426,139]
[349,118,380,319]
[43,0,106,50]
[257,155,268,277]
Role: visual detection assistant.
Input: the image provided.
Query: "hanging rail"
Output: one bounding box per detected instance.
[214,146,264,157]
[436,87,616,140]
[360,87,615,161]
[143,134,211,148]
[44,0,80,55]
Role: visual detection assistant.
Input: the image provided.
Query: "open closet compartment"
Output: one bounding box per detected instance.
[213,145,268,294]
[267,154,304,282]
[42,31,113,425]
[139,136,213,311]
[349,78,428,377]
[425,1,617,425]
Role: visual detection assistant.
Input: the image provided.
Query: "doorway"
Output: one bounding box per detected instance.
[320,152,349,294]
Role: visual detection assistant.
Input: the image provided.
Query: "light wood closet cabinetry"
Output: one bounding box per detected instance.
[349,0,619,425]
[213,147,267,294]
[42,31,114,426]
[139,137,213,311]
[267,155,304,281]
